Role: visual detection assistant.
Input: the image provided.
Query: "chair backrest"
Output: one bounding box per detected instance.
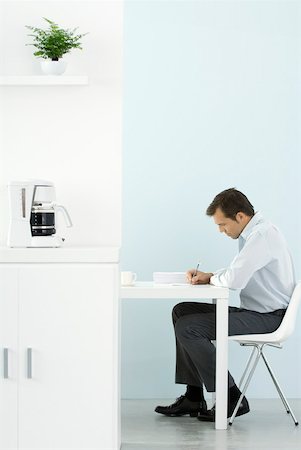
[272,281,301,343]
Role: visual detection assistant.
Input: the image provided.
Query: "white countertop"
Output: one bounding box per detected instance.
[0,246,119,263]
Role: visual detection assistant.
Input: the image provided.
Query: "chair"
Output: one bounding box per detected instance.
[228,281,301,426]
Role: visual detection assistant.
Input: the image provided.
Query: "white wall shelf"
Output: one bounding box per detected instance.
[0,75,89,86]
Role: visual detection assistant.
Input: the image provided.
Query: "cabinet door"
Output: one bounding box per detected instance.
[0,267,18,450]
[18,264,119,450]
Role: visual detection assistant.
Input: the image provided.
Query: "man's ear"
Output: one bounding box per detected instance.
[236,212,245,223]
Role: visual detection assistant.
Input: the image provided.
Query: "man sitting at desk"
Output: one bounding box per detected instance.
[155,188,295,422]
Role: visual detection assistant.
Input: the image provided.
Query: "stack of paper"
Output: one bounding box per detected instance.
[153,272,187,284]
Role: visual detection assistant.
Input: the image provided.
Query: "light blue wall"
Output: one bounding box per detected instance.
[121,0,301,399]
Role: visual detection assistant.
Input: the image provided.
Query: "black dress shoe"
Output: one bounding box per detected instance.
[155,395,207,417]
[197,396,250,422]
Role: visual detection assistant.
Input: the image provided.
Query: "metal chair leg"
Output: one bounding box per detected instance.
[261,350,290,412]
[261,350,299,426]
[229,345,262,425]
[237,346,257,390]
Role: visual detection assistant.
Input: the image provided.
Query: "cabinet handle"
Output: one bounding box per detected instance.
[3,348,8,379]
[27,348,32,379]
[21,188,26,218]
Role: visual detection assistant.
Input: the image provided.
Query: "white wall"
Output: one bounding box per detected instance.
[0,0,123,247]
[121,0,301,399]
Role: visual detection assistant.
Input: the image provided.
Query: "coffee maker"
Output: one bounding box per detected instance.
[7,180,72,247]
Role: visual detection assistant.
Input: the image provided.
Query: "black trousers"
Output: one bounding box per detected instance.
[173,302,285,392]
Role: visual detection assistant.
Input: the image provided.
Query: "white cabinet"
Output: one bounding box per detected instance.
[0,268,18,450]
[0,255,119,450]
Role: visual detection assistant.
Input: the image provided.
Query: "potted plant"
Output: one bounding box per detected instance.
[26,17,88,75]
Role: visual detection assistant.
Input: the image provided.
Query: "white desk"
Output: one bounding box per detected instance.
[121,282,229,430]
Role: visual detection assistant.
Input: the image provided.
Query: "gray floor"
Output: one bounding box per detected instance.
[121,399,301,450]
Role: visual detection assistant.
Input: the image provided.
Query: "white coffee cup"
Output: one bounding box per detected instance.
[121,271,137,286]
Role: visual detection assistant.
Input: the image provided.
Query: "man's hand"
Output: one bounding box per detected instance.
[186,269,214,285]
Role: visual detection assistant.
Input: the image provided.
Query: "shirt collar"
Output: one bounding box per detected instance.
[240,211,263,241]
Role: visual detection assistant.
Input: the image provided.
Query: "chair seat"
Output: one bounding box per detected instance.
[229,283,301,347]
[229,332,283,345]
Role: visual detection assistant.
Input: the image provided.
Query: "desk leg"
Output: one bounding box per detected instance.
[215,298,228,430]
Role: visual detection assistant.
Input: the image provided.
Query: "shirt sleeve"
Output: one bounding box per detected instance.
[210,232,272,290]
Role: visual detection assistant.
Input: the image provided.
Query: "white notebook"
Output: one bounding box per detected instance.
[153,272,188,284]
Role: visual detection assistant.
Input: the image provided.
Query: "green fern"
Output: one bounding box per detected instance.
[26,18,88,60]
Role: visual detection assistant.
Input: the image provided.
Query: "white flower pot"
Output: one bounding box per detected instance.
[40,59,67,75]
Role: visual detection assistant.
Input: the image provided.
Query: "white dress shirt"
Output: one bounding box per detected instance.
[210,212,295,313]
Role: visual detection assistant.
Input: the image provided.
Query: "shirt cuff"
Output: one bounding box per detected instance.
[210,269,226,287]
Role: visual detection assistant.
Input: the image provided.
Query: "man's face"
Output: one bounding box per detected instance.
[213,208,250,239]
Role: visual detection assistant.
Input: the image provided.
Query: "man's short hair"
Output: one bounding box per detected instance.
[206,188,255,220]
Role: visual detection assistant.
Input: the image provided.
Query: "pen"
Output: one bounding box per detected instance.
[193,262,200,278]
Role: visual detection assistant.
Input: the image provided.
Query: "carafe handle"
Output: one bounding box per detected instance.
[54,204,73,227]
